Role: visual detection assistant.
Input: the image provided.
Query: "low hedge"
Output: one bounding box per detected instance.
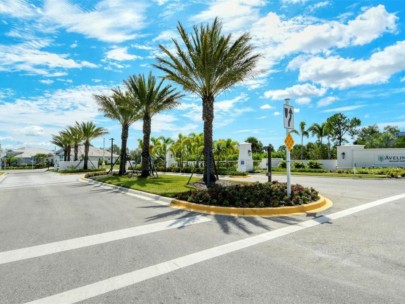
[58,168,105,174]
[175,181,319,208]
[336,167,405,177]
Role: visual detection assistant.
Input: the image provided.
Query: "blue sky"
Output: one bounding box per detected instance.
[0,0,404,151]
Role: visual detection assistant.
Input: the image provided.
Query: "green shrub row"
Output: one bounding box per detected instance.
[277,160,323,170]
[58,168,105,174]
[336,167,405,177]
[175,181,319,208]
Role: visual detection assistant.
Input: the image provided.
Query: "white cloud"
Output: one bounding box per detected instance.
[0,41,97,75]
[0,85,110,136]
[248,5,397,79]
[106,47,141,61]
[274,111,281,116]
[43,0,147,43]
[296,97,310,105]
[317,96,337,107]
[260,104,273,110]
[39,79,54,85]
[153,30,178,42]
[292,41,405,89]
[322,105,365,113]
[131,44,155,51]
[264,83,326,100]
[192,0,266,32]
[0,0,37,18]
[20,126,44,136]
[400,77,405,83]
[281,0,307,4]
[294,108,300,113]
[308,1,329,12]
[70,41,78,48]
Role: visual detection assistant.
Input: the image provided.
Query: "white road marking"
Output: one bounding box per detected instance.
[24,193,405,304]
[0,216,210,265]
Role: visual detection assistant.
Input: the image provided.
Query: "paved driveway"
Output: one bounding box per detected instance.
[0,171,404,303]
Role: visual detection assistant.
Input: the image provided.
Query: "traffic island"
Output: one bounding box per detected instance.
[171,194,332,217]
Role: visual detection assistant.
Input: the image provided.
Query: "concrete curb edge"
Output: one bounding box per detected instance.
[170,195,333,217]
[79,177,172,204]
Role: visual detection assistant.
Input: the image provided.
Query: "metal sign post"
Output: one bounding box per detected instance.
[284,98,294,197]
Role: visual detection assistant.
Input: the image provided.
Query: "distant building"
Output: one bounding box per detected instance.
[54,145,119,168]
[1,147,54,167]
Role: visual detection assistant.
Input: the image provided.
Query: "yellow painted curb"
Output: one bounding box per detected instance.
[170,195,332,217]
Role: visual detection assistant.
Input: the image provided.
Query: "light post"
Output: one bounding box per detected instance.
[263,144,273,182]
[110,138,114,172]
[102,138,105,169]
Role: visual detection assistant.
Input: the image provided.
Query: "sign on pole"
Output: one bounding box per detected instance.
[283,104,294,129]
[395,132,405,136]
[284,132,295,151]
[284,99,293,198]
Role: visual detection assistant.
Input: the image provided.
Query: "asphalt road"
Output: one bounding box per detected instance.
[0,170,404,304]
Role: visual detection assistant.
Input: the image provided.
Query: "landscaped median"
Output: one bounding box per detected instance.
[171,195,332,217]
[83,173,333,217]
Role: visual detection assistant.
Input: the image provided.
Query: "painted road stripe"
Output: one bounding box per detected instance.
[24,193,405,304]
[0,215,210,265]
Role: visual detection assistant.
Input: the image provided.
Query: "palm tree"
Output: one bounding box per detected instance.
[51,132,71,161]
[291,121,309,160]
[308,123,326,145]
[66,125,83,161]
[125,72,182,177]
[159,136,174,170]
[94,88,139,175]
[76,121,108,170]
[154,18,259,186]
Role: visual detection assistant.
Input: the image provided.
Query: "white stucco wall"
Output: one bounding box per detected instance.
[237,143,253,172]
[259,158,283,169]
[337,145,405,168]
[57,160,98,170]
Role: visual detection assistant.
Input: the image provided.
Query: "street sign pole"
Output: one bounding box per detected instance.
[285,98,292,197]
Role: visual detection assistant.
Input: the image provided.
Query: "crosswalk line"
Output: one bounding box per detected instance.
[0,215,211,265]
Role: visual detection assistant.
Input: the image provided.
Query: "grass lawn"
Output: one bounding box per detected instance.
[94,174,201,197]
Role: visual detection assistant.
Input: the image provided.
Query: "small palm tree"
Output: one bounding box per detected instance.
[94,88,139,175]
[76,121,108,170]
[154,18,259,186]
[158,136,174,170]
[291,121,309,160]
[308,123,326,145]
[51,132,71,161]
[66,125,83,161]
[125,72,182,177]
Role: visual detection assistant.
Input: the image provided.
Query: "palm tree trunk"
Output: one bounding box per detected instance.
[74,143,79,161]
[119,124,129,175]
[301,136,303,160]
[203,96,216,186]
[84,140,90,170]
[141,116,151,177]
[64,147,68,161]
[67,145,71,161]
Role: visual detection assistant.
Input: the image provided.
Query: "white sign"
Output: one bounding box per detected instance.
[283,104,294,129]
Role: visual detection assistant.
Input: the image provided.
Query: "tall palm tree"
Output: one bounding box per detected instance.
[94,88,139,175]
[291,121,309,160]
[154,18,259,186]
[125,72,182,177]
[76,121,108,170]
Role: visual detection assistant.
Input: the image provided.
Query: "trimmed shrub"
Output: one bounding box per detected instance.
[307,160,322,169]
[175,181,319,208]
[292,161,306,169]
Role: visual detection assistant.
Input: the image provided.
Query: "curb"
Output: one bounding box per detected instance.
[0,172,7,184]
[79,177,172,204]
[170,195,333,217]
